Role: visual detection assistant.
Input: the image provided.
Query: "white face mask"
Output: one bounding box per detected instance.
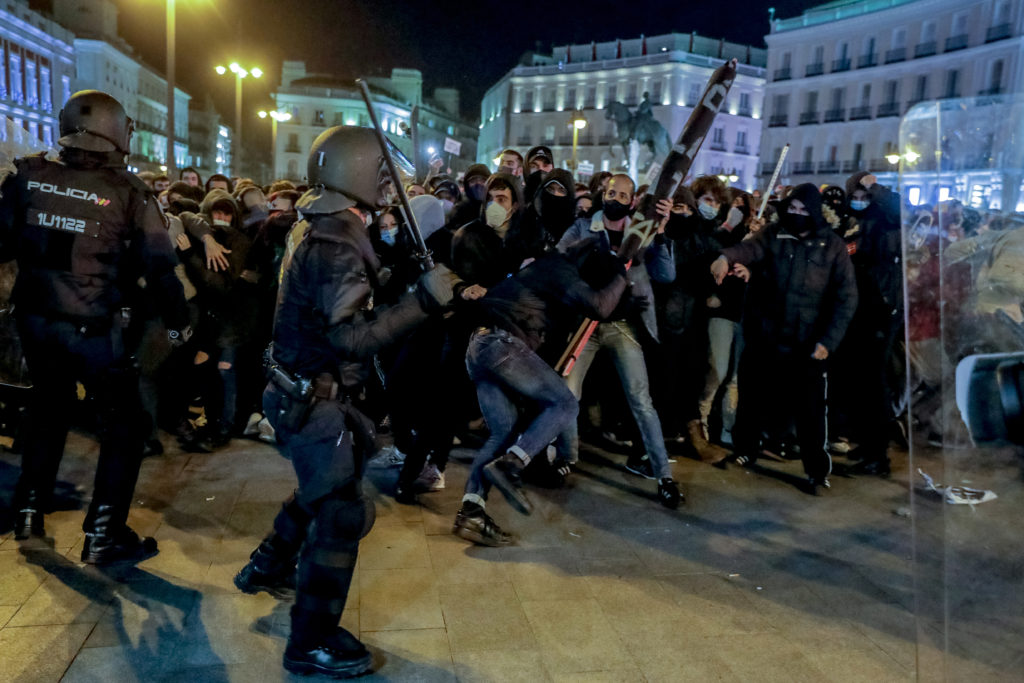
[212,218,231,227]
[485,201,510,230]
[698,201,718,220]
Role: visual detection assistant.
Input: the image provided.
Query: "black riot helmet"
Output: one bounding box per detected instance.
[306,126,414,210]
[58,90,134,154]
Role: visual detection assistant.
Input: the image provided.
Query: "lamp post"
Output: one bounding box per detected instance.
[258,109,292,178]
[569,109,588,173]
[216,63,262,176]
[165,0,176,175]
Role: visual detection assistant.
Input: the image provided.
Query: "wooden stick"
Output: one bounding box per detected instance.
[758,143,789,219]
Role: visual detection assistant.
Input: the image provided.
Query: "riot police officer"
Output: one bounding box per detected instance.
[232,126,456,678]
[0,90,191,563]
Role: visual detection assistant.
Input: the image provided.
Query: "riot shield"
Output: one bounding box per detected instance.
[900,95,1024,679]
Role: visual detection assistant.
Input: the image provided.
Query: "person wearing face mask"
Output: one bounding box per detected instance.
[828,172,904,476]
[447,163,490,229]
[451,173,531,291]
[428,176,461,220]
[549,173,682,509]
[176,189,257,449]
[653,176,731,463]
[711,183,858,495]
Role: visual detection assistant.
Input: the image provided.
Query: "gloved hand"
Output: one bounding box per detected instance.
[415,264,461,312]
[167,325,193,348]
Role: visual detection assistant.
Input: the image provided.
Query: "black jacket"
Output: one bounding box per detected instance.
[273,210,430,388]
[846,183,903,325]
[0,152,187,330]
[722,217,858,354]
[451,217,539,288]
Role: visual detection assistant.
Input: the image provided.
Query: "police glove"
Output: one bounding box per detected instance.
[167,325,193,348]
[415,264,461,312]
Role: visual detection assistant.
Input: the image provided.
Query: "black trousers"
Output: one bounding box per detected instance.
[733,342,831,481]
[264,387,376,643]
[15,314,147,530]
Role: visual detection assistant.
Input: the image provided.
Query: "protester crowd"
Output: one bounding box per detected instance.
[96,140,928,546]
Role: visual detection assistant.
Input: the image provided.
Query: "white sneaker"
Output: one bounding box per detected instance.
[244,412,263,436]
[257,418,276,443]
[414,463,445,492]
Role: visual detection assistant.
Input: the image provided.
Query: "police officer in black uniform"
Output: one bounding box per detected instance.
[0,90,191,563]
[232,126,456,678]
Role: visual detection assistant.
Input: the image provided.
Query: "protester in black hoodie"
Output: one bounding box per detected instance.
[712,183,858,495]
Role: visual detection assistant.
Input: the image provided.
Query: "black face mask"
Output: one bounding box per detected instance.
[785,213,816,235]
[467,184,487,202]
[603,199,631,221]
[539,191,577,234]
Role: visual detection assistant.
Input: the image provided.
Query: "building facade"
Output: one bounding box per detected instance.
[188,95,232,179]
[270,62,479,182]
[54,0,190,172]
[760,0,1023,205]
[478,33,767,190]
[0,0,75,152]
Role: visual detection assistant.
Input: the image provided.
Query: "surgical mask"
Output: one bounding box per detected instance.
[380,227,398,246]
[698,201,719,220]
[850,199,870,212]
[212,218,231,227]
[603,199,630,221]
[485,201,510,231]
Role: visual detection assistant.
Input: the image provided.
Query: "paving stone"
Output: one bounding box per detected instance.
[438,581,534,653]
[520,598,635,674]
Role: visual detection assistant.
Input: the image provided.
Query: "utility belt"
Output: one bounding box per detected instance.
[269,364,338,403]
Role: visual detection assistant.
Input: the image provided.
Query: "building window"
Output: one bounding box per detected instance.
[687,82,700,105]
[861,83,872,105]
[544,125,555,143]
[585,86,596,108]
[736,129,747,149]
[10,53,23,103]
[921,20,937,43]
[40,66,51,112]
[523,90,534,111]
[712,127,725,144]
[567,87,577,108]
[314,110,325,125]
[62,75,71,107]
[989,60,1004,92]
[25,59,38,108]
[607,84,618,103]
[995,0,1011,24]
[952,11,969,36]
[651,80,662,103]
[892,28,907,48]
[627,82,638,105]
[914,75,928,102]
[543,88,555,111]
[0,47,6,99]
[884,79,899,103]
[945,69,960,98]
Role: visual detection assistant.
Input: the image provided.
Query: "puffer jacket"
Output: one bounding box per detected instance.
[272,209,431,388]
[722,188,858,354]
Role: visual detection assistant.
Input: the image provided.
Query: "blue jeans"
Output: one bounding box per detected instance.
[555,322,671,480]
[699,318,742,444]
[464,329,578,499]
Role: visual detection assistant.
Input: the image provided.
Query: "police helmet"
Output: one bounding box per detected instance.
[306,126,414,209]
[58,90,134,154]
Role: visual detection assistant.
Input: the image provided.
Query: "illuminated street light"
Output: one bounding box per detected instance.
[216,62,264,175]
[258,110,267,119]
[904,150,921,163]
[885,153,902,165]
[427,146,436,154]
[569,110,588,172]
[258,109,294,178]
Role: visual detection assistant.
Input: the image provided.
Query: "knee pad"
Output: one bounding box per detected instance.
[307,492,376,569]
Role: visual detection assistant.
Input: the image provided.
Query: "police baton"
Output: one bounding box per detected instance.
[357,78,435,271]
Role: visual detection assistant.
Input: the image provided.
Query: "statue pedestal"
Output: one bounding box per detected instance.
[627,139,641,184]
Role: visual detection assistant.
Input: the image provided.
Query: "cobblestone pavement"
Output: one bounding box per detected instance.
[0,430,1019,682]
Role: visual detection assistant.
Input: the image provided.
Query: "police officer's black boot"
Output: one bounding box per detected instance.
[285,605,371,677]
[81,504,158,565]
[13,488,45,540]
[234,535,298,600]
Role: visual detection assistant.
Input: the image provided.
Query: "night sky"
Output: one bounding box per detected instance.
[34,0,820,135]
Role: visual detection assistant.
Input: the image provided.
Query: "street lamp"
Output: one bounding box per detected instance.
[885,153,902,165]
[216,62,262,175]
[164,0,178,175]
[258,109,292,178]
[569,109,588,172]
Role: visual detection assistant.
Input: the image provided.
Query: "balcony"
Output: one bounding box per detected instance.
[824,108,846,122]
[986,23,1012,42]
[805,62,825,77]
[849,105,873,120]
[737,106,753,117]
[906,97,927,110]
[791,161,815,175]
[858,53,878,68]
[877,101,901,117]
[799,111,821,125]
[914,41,937,58]
[768,114,789,127]
[978,86,1003,96]
[831,58,851,72]
[734,146,750,155]
[817,160,841,174]
[708,141,728,151]
[842,159,868,173]
[885,47,906,63]
[285,144,301,153]
[773,67,792,81]
[945,34,968,52]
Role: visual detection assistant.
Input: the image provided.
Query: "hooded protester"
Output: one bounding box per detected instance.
[831,172,904,475]
[447,163,490,229]
[524,168,579,250]
[712,183,858,494]
[427,175,461,220]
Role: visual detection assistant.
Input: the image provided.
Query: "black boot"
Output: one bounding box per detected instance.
[81,504,158,565]
[14,489,45,540]
[285,608,372,678]
[452,502,515,547]
[234,537,298,600]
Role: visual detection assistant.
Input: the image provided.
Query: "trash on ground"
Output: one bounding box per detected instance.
[918,468,997,506]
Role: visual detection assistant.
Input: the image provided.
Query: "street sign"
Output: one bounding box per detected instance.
[577,160,594,174]
[443,137,461,155]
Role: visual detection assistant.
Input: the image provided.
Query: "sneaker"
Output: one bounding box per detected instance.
[802,477,831,496]
[452,505,515,547]
[243,412,263,436]
[829,439,852,454]
[658,478,682,509]
[367,445,406,468]
[414,463,445,492]
[256,418,276,444]
[625,454,656,480]
[483,453,533,515]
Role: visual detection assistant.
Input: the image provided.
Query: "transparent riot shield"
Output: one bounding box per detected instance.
[900,96,1024,679]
